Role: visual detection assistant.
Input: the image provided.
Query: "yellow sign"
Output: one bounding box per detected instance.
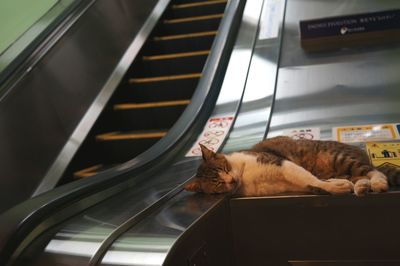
[366,142,400,168]
[334,124,397,143]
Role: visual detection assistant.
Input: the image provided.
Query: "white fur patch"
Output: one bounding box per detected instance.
[225,153,300,196]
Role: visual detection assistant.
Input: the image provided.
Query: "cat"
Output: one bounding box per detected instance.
[184,136,400,196]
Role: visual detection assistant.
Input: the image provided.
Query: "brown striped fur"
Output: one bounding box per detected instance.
[185,136,399,196]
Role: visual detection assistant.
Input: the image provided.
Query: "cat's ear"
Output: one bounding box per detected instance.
[184,179,201,192]
[200,144,215,161]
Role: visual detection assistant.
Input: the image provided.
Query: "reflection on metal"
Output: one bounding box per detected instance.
[98,1,267,265]
[33,0,171,196]
[223,0,286,153]
[18,0,249,265]
[0,0,82,84]
[100,193,225,266]
[267,0,400,139]
[18,0,400,265]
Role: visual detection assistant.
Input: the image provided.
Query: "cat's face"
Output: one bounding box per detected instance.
[185,145,237,194]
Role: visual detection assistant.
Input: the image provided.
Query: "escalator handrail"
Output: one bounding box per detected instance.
[0,0,243,264]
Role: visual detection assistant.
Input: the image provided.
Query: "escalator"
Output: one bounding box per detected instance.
[11,0,399,265]
[0,0,245,264]
[61,0,228,183]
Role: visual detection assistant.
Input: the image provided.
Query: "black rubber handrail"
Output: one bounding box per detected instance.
[0,0,244,264]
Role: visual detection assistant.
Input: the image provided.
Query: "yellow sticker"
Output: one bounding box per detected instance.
[366,142,400,168]
[334,124,397,143]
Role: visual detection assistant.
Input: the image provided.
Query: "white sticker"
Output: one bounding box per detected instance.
[283,128,320,140]
[186,116,234,157]
[259,0,284,40]
[332,124,398,143]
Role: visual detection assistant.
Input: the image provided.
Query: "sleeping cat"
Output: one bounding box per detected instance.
[185,136,400,196]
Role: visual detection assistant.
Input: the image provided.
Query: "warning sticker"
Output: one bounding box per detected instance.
[366,142,400,168]
[333,124,398,143]
[186,116,234,157]
[283,128,320,140]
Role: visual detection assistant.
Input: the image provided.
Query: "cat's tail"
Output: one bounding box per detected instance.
[378,165,400,186]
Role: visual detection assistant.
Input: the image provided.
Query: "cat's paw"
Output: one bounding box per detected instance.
[370,175,388,193]
[322,179,354,194]
[367,170,388,193]
[354,179,370,196]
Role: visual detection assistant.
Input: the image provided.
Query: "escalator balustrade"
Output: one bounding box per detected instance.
[61,0,228,183]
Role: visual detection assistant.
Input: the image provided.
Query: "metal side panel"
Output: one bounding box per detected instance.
[230,192,400,266]
[0,0,161,213]
[267,0,400,139]
[229,0,400,265]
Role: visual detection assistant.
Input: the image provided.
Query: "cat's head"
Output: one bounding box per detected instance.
[184,145,237,194]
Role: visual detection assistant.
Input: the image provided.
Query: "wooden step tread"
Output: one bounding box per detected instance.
[172,0,227,9]
[142,50,210,61]
[114,100,191,110]
[74,164,104,178]
[164,13,223,24]
[96,131,168,141]
[129,73,201,83]
[154,31,217,41]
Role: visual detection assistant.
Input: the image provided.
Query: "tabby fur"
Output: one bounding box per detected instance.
[185,136,400,196]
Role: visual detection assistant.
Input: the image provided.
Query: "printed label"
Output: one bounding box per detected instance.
[259,0,284,40]
[366,141,400,168]
[333,124,398,143]
[186,116,234,157]
[283,128,320,140]
[300,9,400,39]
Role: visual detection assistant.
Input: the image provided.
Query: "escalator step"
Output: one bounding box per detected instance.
[172,0,227,9]
[96,131,167,141]
[129,73,201,83]
[145,35,215,54]
[114,78,198,103]
[154,30,217,41]
[114,99,190,110]
[73,164,104,179]
[163,13,223,24]
[142,50,210,60]
[129,53,207,77]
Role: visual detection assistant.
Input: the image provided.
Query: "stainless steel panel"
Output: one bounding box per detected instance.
[97,1,270,265]
[13,0,249,265]
[223,0,286,153]
[267,0,400,139]
[231,0,400,265]
[0,0,160,213]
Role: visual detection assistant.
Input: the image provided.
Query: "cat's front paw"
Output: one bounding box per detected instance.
[354,179,371,196]
[370,176,388,193]
[322,179,354,195]
[368,170,389,193]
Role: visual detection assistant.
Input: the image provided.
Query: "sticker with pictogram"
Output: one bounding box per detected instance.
[333,124,398,143]
[186,116,234,157]
[366,141,400,168]
[283,128,320,140]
